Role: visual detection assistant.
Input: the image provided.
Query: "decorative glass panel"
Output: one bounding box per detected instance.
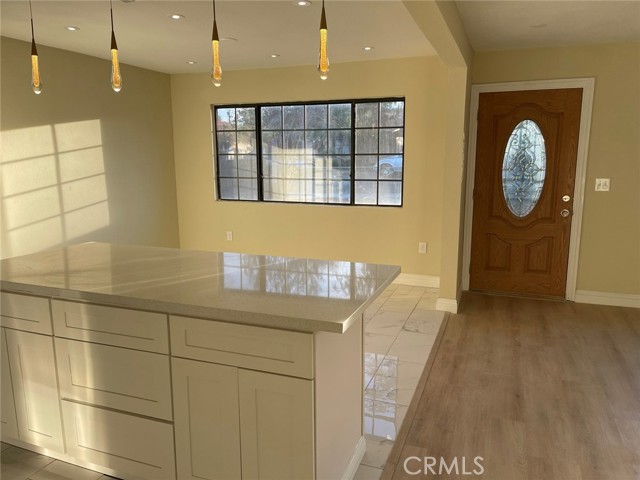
[502,119,546,217]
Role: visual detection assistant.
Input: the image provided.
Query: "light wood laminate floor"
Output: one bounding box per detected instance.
[383,293,640,480]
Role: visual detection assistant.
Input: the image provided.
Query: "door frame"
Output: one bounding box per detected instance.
[462,78,595,300]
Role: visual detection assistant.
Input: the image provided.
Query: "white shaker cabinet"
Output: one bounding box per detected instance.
[172,358,242,480]
[0,328,19,440]
[238,369,315,480]
[4,328,65,452]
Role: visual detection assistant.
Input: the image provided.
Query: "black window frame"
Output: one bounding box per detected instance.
[212,97,406,207]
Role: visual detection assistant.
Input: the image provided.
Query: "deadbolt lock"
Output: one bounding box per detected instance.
[562,195,571,202]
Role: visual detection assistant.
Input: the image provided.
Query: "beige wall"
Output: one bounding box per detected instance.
[0,37,180,258]
[472,43,640,295]
[171,56,447,275]
[404,1,473,302]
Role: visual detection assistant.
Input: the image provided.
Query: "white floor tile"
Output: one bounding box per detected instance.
[364,359,424,406]
[30,460,103,480]
[364,398,409,441]
[364,332,396,357]
[361,434,395,469]
[387,331,437,364]
[1,446,54,480]
[366,311,408,336]
[354,464,383,480]
[1,442,12,453]
[404,310,445,335]
[364,352,387,389]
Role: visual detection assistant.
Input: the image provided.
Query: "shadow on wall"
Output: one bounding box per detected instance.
[1,119,110,258]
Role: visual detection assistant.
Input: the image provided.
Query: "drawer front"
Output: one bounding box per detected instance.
[170,316,314,379]
[1,292,52,335]
[61,401,175,480]
[52,300,168,353]
[55,338,172,421]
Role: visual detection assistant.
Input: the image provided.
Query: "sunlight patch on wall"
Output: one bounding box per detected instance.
[1,119,110,259]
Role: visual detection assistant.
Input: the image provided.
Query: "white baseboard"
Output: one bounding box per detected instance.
[393,274,440,288]
[436,297,458,313]
[574,290,640,309]
[341,435,367,480]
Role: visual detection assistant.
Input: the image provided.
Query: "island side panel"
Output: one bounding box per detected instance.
[314,315,364,480]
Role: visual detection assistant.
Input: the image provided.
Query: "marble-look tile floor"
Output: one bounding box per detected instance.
[0,283,444,480]
[355,284,444,480]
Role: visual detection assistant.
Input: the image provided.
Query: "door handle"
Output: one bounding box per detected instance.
[560,209,571,218]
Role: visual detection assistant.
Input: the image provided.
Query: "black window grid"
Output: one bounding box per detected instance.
[212,98,405,207]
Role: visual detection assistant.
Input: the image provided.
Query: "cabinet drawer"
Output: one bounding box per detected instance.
[52,300,168,353]
[1,292,51,335]
[55,338,172,421]
[170,316,314,379]
[61,401,175,480]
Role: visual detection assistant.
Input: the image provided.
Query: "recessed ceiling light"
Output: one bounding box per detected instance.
[363,46,374,51]
[295,1,311,6]
[186,61,197,65]
[270,54,280,58]
[120,0,135,3]
[65,26,80,31]
[220,37,238,42]
[169,14,184,20]
[530,23,548,29]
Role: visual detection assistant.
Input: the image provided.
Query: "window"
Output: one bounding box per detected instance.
[213,98,405,206]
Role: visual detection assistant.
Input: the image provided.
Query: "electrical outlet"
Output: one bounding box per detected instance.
[595,178,610,192]
[226,231,233,241]
[418,242,427,254]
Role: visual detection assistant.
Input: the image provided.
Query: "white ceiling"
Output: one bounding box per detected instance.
[1,1,639,74]
[456,0,640,51]
[0,0,436,74]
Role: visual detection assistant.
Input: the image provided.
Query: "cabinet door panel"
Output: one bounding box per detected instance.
[61,401,175,480]
[5,329,64,452]
[55,338,172,420]
[172,358,241,480]
[0,328,19,440]
[239,370,314,480]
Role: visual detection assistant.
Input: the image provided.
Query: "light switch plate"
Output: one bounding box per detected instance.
[226,231,233,241]
[418,242,427,254]
[595,178,610,191]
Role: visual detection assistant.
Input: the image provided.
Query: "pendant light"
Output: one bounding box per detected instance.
[317,0,329,80]
[28,0,42,94]
[211,0,222,87]
[109,0,122,92]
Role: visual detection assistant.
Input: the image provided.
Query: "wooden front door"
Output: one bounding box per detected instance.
[469,88,583,298]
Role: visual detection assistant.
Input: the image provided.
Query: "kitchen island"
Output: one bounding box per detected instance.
[0,243,399,480]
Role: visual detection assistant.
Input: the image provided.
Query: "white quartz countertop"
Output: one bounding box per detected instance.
[0,243,400,334]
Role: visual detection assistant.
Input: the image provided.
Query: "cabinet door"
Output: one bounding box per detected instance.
[172,358,241,480]
[239,370,314,480]
[0,328,19,440]
[5,329,64,452]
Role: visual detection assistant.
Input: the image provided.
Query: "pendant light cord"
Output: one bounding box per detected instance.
[110,0,114,31]
[211,0,218,41]
[28,0,35,39]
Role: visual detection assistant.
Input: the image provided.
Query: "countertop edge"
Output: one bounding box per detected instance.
[1,269,400,334]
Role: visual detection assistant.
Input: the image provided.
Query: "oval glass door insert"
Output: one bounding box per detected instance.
[502,119,547,217]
